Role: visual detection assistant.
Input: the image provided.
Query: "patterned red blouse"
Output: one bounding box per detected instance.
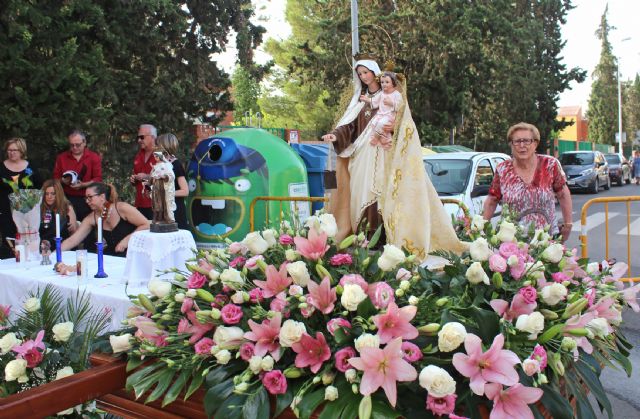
[488,155,566,233]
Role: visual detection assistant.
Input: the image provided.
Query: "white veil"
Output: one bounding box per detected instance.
[335,60,382,128]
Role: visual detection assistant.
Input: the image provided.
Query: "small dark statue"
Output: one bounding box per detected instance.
[40,240,52,266]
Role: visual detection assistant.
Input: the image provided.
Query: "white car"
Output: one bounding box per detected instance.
[423,151,511,219]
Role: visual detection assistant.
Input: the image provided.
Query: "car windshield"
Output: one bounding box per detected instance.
[423,159,472,195]
[605,154,621,165]
[560,153,594,166]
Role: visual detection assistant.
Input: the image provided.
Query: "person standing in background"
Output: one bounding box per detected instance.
[156,133,189,229]
[632,150,640,185]
[53,129,102,221]
[130,124,157,219]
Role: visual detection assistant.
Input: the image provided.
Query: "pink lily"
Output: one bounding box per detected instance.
[0,304,10,323]
[13,330,46,368]
[489,294,536,322]
[253,264,292,298]
[588,297,621,326]
[452,334,520,396]
[183,311,215,344]
[622,283,640,312]
[484,383,543,419]
[348,337,418,407]
[291,332,331,373]
[244,312,282,361]
[294,228,329,260]
[563,312,597,356]
[133,316,169,347]
[372,302,418,344]
[306,277,337,314]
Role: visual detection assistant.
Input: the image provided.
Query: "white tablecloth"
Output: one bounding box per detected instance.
[0,251,147,331]
[123,229,196,287]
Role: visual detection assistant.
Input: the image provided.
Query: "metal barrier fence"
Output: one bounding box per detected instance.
[579,196,640,283]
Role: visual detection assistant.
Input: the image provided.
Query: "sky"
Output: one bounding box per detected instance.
[222,0,640,111]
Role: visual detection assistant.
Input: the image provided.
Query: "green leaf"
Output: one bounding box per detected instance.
[538,384,574,419]
[357,297,377,319]
[217,393,248,419]
[125,363,163,391]
[297,388,325,419]
[574,359,612,418]
[609,350,632,377]
[162,370,189,407]
[333,327,351,346]
[367,225,383,249]
[565,371,598,419]
[145,369,177,404]
[203,379,234,417]
[206,363,244,387]
[371,395,401,419]
[184,372,205,400]
[126,356,145,372]
[243,386,269,419]
[274,380,303,417]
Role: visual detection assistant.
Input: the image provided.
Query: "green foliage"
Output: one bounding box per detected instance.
[622,74,640,146]
[232,65,261,121]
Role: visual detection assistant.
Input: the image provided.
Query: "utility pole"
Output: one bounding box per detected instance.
[617,37,631,155]
[351,0,359,61]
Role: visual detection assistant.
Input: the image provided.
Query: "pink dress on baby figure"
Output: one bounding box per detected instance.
[369,89,403,147]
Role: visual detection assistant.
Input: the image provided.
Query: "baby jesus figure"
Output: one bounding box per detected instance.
[361,71,403,150]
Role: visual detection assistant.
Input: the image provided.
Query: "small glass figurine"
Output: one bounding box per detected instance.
[40,240,52,266]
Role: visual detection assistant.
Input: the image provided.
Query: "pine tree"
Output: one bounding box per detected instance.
[622,75,640,147]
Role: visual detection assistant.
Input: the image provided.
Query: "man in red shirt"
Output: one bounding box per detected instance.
[130,124,157,219]
[53,130,102,221]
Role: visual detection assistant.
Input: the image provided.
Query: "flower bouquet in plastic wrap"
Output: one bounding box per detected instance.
[5,170,42,260]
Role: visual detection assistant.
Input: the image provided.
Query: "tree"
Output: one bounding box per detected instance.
[622,74,640,147]
[231,66,261,123]
[587,6,618,145]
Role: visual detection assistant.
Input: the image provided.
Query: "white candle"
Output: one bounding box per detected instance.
[55,213,61,238]
[97,216,103,243]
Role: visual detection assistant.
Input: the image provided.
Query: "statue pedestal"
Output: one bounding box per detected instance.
[150,222,179,233]
[123,230,196,287]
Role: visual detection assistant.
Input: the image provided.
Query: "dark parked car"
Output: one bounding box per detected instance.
[604,153,632,186]
[560,151,610,194]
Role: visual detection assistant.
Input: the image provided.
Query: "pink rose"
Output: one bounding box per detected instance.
[518,286,538,304]
[327,318,352,336]
[401,341,423,362]
[339,274,368,292]
[229,256,246,268]
[262,370,287,395]
[21,348,44,368]
[228,242,248,255]
[552,272,570,283]
[187,272,207,289]
[509,257,526,280]
[194,338,214,355]
[489,254,507,273]
[499,242,519,258]
[330,253,353,266]
[181,298,194,314]
[368,282,395,309]
[239,342,255,361]
[279,234,294,245]
[531,344,548,369]
[270,295,288,313]
[211,294,229,309]
[248,288,264,303]
[426,394,457,416]
[245,255,264,271]
[334,347,357,372]
[220,304,243,325]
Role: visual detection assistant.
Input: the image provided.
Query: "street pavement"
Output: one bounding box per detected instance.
[558,182,640,418]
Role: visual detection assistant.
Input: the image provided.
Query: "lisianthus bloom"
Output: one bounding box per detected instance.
[291,332,331,373]
[239,342,255,361]
[518,286,537,305]
[187,272,207,289]
[294,228,330,260]
[334,346,357,372]
[498,242,520,259]
[330,253,353,266]
[229,256,246,268]
[401,341,422,362]
[245,312,282,361]
[452,334,520,396]
[484,383,543,419]
[245,255,264,271]
[220,304,243,325]
[248,288,264,303]
[489,254,507,273]
[307,277,337,314]
[279,234,294,245]
[339,274,368,293]
[262,370,287,395]
[12,330,45,368]
[327,318,352,336]
[530,344,547,369]
[348,338,418,407]
[253,264,292,299]
[373,302,419,344]
[194,338,214,355]
[426,394,457,416]
[368,282,395,310]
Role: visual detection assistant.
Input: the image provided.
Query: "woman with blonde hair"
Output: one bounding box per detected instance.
[39,179,77,248]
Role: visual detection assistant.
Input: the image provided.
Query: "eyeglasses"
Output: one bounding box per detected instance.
[7,149,20,153]
[69,143,84,148]
[137,134,148,140]
[85,194,99,202]
[510,138,536,145]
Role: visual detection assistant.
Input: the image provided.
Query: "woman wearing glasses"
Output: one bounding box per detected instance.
[61,182,149,257]
[483,122,573,242]
[39,179,77,248]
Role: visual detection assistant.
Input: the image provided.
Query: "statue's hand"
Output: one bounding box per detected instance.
[322,134,336,142]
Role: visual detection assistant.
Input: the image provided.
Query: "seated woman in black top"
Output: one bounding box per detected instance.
[39,179,77,249]
[61,182,149,257]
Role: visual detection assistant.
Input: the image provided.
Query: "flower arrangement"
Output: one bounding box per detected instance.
[0,285,111,416]
[4,170,41,214]
[110,212,638,419]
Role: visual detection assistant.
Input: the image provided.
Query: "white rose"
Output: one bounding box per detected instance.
[530,229,550,247]
[5,359,27,382]
[541,243,564,263]
[214,326,244,349]
[540,283,568,306]
[355,333,380,352]
[522,359,541,376]
[437,322,467,352]
[0,332,21,355]
[249,355,263,374]
[174,292,185,303]
[220,268,245,290]
[465,262,490,285]
[469,237,492,262]
[231,291,245,305]
[345,368,357,383]
[24,297,41,312]
[377,244,405,271]
[215,349,232,364]
[318,214,338,238]
[55,366,74,380]
[471,214,487,232]
[242,232,269,255]
[262,229,278,247]
[586,262,600,274]
[261,355,275,372]
[324,385,339,401]
[148,279,172,299]
[341,284,367,311]
[52,322,74,343]
[587,317,610,338]
[279,319,306,347]
[109,334,132,354]
[418,365,456,397]
[515,312,545,339]
[496,221,517,243]
[208,269,221,282]
[285,249,300,261]
[286,261,311,287]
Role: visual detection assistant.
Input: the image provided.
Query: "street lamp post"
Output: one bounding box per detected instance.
[617,37,631,156]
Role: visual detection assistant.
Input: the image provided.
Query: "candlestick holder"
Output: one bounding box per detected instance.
[94,242,108,278]
[55,237,62,264]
